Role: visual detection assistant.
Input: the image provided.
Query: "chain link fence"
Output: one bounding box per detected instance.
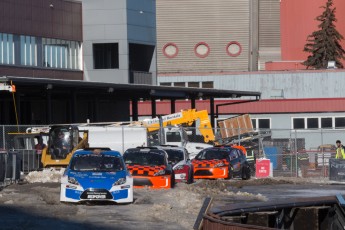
[0,125,343,179]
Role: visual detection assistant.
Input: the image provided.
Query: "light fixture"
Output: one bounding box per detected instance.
[50,4,54,8]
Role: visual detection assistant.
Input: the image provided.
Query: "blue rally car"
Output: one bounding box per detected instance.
[60,148,133,203]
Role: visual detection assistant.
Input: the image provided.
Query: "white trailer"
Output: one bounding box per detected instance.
[79,126,148,154]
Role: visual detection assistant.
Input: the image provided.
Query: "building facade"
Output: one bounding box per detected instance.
[156,0,281,73]
[81,0,156,84]
[0,0,83,80]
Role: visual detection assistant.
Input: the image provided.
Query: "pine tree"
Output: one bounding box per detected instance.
[303,0,345,69]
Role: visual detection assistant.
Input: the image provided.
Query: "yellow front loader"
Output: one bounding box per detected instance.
[41,125,88,168]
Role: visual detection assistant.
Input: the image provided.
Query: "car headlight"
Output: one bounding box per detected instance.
[154,169,166,176]
[68,177,79,185]
[113,178,126,186]
[214,162,225,168]
[174,165,184,170]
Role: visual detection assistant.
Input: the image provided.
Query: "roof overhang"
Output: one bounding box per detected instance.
[0,76,261,100]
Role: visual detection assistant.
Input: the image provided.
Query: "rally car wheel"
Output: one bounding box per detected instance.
[187,169,194,184]
[241,165,251,180]
[170,172,175,188]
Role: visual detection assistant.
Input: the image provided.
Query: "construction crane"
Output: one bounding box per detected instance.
[142,109,215,143]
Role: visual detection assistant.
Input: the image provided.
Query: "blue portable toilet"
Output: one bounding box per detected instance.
[264,147,283,170]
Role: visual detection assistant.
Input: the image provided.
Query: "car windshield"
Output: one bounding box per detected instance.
[123,151,165,166]
[195,149,228,160]
[70,154,124,172]
[164,149,184,164]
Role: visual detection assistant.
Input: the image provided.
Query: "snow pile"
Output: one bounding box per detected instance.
[145,187,203,229]
[25,168,64,183]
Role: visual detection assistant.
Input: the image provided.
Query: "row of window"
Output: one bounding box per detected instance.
[162,41,242,58]
[230,117,345,130]
[0,32,82,70]
[292,117,345,129]
[160,81,214,89]
[248,117,345,130]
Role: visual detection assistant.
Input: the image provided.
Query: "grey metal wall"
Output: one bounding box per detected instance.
[81,0,156,84]
[217,112,345,150]
[158,70,345,99]
[157,0,250,73]
[258,0,281,70]
[81,0,129,83]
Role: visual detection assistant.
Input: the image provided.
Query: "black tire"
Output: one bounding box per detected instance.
[242,165,251,180]
[187,169,194,184]
[170,172,175,188]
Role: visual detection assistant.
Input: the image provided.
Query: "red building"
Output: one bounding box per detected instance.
[266,0,345,70]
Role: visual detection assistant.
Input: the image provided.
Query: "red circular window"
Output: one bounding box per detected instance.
[226,41,242,57]
[163,43,178,58]
[194,42,210,58]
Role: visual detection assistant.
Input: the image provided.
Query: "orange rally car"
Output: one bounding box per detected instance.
[123,147,174,189]
[192,147,231,179]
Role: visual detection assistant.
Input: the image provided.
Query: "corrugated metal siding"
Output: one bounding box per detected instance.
[157,0,250,73]
[258,0,281,70]
[259,0,280,48]
[158,70,345,99]
[135,98,345,116]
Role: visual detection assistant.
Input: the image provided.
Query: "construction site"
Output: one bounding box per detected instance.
[1,0,345,229]
[1,110,345,229]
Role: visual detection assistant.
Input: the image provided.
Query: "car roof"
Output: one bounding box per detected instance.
[125,147,167,156]
[155,145,185,151]
[204,146,235,151]
[73,149,122,157]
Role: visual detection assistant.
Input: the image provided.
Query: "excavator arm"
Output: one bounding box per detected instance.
[143,109,215,143]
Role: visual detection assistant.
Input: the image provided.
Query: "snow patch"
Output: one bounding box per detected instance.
[25,169,64,183]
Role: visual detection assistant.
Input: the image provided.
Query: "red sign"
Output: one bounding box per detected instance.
[256,159,271,178]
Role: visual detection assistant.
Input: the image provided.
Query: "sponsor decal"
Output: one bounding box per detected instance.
[87,194,106,199]
[144,112,183,125]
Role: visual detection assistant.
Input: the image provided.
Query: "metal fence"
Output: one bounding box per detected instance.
[0,125,343,179]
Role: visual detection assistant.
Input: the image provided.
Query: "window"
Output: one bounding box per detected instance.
[258,119,270,129]
[0,33,14,65]
[93,43,119,69]
[335,117,345,129]
[188,82,199,88]
[43,38,81,70]
[293,118,305,129]
[160,82,172,86]
[20,36,37,66]
[251,119,256,129]
[307,118,318,129]
[202,81,213,89]
[174,82,185,87]
[251,118,271,129]
[321,117,332,128]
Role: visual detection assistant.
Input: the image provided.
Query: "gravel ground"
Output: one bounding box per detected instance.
[0,176,343,230]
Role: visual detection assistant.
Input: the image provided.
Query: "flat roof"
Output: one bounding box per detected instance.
[0,76,261,100]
